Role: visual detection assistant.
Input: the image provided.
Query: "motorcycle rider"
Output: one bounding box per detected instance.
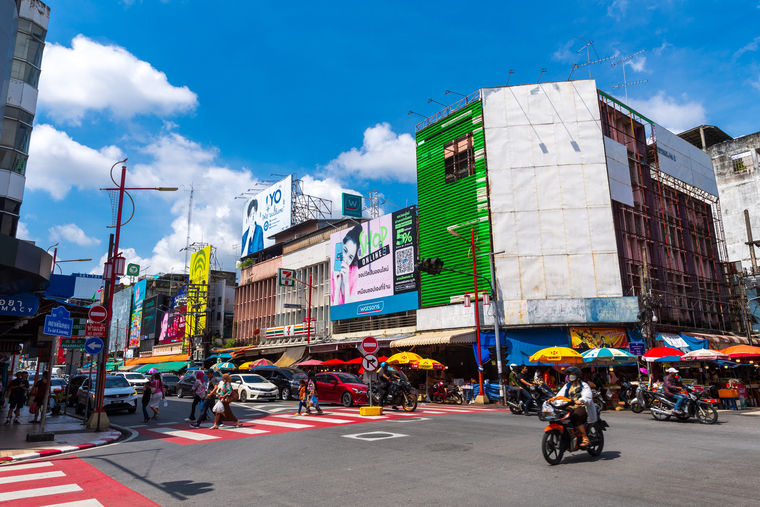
[377,362,398,409]
[663,367,687,415]
[556,366,597,449]
[516,365,537,415]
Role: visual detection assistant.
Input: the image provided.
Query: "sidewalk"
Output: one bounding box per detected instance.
[0,409,123,463]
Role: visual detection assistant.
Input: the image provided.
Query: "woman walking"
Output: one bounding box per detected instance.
[148,372,164,419]
[211,373,243,429]
[296,380,307,416]
[306,370,323,415]
[141,382,152,422]
[187,371,206,422]
[30,371,49,423]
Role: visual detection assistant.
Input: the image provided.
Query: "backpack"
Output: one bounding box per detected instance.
[194,380,207,397]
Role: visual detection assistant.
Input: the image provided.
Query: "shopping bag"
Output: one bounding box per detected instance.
[162,398,168,408]
[28,402,37,414]
[213,400,225,413]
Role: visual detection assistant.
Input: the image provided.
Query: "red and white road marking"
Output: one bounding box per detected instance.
[0,456,158,506]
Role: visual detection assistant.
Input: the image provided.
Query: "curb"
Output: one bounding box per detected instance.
[0,429,122,464]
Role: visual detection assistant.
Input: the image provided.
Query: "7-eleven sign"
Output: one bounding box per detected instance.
[278,268,295,286]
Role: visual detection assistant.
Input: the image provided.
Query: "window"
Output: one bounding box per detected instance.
[17,19,47,42]
[10,60,40,88]
[0,118,32,154]
[732,151,755,173]
[444,133,475,184]
[13,33,44,67]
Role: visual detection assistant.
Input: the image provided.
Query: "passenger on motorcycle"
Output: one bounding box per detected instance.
[516,365,537,415]
[663,368,687,415]
[555,367,597,449]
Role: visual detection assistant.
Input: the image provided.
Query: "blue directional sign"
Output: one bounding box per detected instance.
[84,337,104,355]
[629,342,646,356]
[43,306,73,337]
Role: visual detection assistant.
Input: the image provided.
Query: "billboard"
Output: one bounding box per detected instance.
[241,175,293,257]
[129,279,146,348]
[570,327,629,350]
[329,206,418,321]
[186,246,211,344]
[159,304,186,344]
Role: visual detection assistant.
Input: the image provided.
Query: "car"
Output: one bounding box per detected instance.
[176,371,218,398]
[110,372,150,394]
[314,372,368,407]
[49,377,67,397]
[76,375,138,414]
[161,374,181,396]
[249,366,307,400]
[230,374,278,402]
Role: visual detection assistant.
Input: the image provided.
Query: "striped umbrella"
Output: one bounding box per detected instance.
[581,348,635,364]
[211,362,236,370]
[680,349,729,361]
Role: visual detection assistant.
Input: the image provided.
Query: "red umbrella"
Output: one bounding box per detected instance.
[296,359,324,366]
[346,357,363,364]
[642,346,684,360]
[322,359,348,365]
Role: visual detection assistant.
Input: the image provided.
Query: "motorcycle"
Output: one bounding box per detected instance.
[541,396,609,465]
[431,382,463,405]
[506,383,555,419]
[591,389,605,413]
[370,378,417,412]
[650,385,719,424]
[630,384,657,414]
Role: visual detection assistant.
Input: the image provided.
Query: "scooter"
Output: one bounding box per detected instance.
[630,384,657,414]
[650,385,719,424]
[431,382,464,404]
[507,383,555,419]
[541,396,609,465]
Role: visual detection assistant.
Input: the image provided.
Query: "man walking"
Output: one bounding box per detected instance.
[4,371,28,425]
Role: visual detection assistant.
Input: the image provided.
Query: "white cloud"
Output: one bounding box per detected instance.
[607,0,629,20]
[324,123,416,184]
[626,91,706,133]
[49,223,102,246]
[38,35,198,124]
[628,56,647,73]
[551,40,576,63]
[16,221,34,242]
[26,124,124,200]
[734,36,760,61]
[652,41,672,56]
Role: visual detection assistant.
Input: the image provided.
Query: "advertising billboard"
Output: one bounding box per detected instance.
[186,246,211,344]
[570,327,629,350]
[129,279,146,348]
[159,304,186,344]
[241,175,293,257]
[329,206,418,321]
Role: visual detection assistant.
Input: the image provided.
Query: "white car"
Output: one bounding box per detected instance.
[77,376,138,414]
[111,372,150,394]
[230,374,278,402]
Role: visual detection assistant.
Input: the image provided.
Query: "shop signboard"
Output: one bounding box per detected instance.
[342,193,363,218]
[329,206,419,321]
[241,175,293,257]
[629,342,646,356]
[570,327,628,349]
[60,338,86,349]
[0,293,39,316]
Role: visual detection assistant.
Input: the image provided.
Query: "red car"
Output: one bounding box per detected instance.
[314,372,368,407]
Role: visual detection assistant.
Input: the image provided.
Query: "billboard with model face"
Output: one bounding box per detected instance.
[241,175,293,257]
[329,206,418,321]
[129,278,146,348]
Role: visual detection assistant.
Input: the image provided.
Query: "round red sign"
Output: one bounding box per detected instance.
[361,336,379,355]
[88,305,108,323]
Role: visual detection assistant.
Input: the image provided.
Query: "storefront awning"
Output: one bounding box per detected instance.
[134,361,190,373]
[682,332,750,349]
[390,329,476,348]
[123,353,190,367]
[274,346,306,368]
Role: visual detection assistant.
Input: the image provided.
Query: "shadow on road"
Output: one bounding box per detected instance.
[561,450,621,465]
[160,479,214,497]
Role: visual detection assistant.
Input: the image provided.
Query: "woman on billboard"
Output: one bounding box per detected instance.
[241,198,264,256]
[332,225,362,305]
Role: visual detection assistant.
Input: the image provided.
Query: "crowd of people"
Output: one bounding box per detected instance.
[2,370,50,425]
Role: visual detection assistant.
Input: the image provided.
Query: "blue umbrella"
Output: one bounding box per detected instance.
[581,348,635,364]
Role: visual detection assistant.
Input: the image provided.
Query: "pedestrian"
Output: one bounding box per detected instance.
[186,371,207,422]
[148,372,164,419]
[190,369,219,428]
[296,380,307,416]
[30,371,50,423]
[306,370,323,415]
[211,373,242,429]
[141,381,152,422]
[4,371,28,425]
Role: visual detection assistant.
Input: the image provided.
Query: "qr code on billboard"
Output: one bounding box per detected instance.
[395,246,415,276]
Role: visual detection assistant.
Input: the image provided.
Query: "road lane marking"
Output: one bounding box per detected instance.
[0,484,83,502]
[246,419,313,429]
[0,471,66,485]
[41,499,104,507]
[274,415,353,424]
[0,462,54,472]
[146,427,220,441]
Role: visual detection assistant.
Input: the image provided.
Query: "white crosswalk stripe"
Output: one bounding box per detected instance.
[218,426,270,435]
[146,427,221,441]
[274,414,354,424]
[0,470,66,485]
[245,419,313,429]
[41,499,105,507]
[0,484,83,502]
[0,461,54,472]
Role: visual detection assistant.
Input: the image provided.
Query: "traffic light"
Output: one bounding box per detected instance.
[419,258,444,275]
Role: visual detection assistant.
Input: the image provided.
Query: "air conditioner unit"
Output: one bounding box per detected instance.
[193,350,204,361]
[316,321,326,337]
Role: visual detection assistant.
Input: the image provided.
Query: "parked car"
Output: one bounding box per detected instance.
[176,373,200,398]
[111,372,150,394]
[249,366,307,400]
[76,376,138,414]
[161,374,181,396]
[66,375,87,406]
[49,377,67,397]
[314,372,368,407]
[230,374,278,402]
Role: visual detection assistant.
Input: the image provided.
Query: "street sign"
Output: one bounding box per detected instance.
[283,303,302,309]
[126,263,140,276]
[362,353,379,372]
[43,306,73,337]
[278,268,295,286]
[342,193,363,218]
[84,337,104,355]
[88,305,108,323]
[60,338,86,349]
[360,336,379,356]
[85,322,107,337]
[629,342,646,356]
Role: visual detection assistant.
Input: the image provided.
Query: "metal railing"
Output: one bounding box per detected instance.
[415,90,481,132]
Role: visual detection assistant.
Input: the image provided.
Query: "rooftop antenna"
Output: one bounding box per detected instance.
[408,111,426,118]
[611,49,646,104]
[537,68,546,83]
[428,98,447,107]
[568,38,614,81]
[183,183,193,274]
[506,69,514,86]
[366,190,385,219]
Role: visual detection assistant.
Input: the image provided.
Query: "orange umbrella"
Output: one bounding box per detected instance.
[719,345,760,358]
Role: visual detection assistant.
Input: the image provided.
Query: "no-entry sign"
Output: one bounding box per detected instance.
[360,336,379,356]
[88,305,108,323]
[362,354,379,372]
[85,322,107,337]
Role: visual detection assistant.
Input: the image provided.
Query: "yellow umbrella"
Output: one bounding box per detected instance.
[387,352,423,365]
[239,362,254,371]
[412,358,444,370]
[529,346,584,364]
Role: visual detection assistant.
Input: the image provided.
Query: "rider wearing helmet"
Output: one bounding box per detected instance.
[556,366,597,449]
[377,362,395,408]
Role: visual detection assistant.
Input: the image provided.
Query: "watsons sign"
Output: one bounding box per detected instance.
[357,301,384,315]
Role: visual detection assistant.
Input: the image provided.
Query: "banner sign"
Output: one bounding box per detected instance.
[342,193,363,218]
[329,206,418,321]
[241,175,293,257]
[570,327,629,349]
[129,279,146,348]
[0,293,39,316]
[186,247,210,345]
[60,338,85,349]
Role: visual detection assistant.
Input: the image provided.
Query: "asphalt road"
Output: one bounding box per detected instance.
[62,400,760,506]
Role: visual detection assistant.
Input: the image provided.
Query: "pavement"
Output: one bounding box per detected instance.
[2,396,759,506]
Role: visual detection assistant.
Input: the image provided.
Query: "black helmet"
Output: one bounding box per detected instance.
[565,367,582,376]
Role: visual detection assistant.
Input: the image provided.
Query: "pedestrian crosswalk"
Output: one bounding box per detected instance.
[0,456,158,506]
[133,404,506,446]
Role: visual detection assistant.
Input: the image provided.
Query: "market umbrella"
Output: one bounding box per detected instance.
[252,358,274,367]
[147,368,158,374]
[346,357,363,364]
[387,352,423,365]
[680,349,730,361]
[296,359,324,366]
[719,345,760,358]
[238,362,254,370]
[642,346,684,362]
[581,348,635,364]
[529,346,584,364]
[410,359,444,370]
[322,359,348,365]
[211,362,236,370]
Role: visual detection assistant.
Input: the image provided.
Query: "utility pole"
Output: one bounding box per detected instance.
[487,254,505,405]
[744,209,758,275]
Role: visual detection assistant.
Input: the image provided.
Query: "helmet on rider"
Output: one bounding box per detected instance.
[380,362,387,368]
[565,367,582,376]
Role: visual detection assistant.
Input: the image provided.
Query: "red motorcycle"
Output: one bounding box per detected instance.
[431,381,463,404]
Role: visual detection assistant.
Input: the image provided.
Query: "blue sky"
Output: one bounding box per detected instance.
[19,0,760,277]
